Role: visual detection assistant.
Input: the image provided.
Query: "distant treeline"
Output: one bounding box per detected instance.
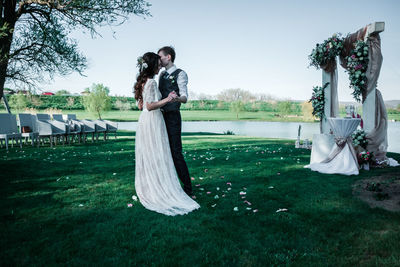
[2,93,399,115]
[6,94,303,113]
[17,95,137,110]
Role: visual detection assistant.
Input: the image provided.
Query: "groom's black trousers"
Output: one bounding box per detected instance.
[162,110,192,195]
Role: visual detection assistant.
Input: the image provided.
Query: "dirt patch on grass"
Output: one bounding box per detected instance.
[353,174,400,212]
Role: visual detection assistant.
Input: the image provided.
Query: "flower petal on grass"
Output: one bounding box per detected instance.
[127,203,133,208]
[276,208,288,213]
[233,207,239,212]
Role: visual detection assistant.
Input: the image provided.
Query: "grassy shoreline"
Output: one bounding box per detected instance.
[55,110,400,122]
[1,132,400,265]
[2,109,400,122]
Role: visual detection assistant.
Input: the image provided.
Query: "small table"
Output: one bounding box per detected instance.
[306,117,361,175]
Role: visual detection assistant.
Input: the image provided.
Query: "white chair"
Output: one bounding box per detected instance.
[33,114,54,147]
[80,119,96,143]
[52,114,80,144]
[35,114,67,146]
[0,114,22,150]
[37,114,67,145]
[104,120,118,139]
[17,113,39,147]
[63,114,83,143]
[94,120,107,141]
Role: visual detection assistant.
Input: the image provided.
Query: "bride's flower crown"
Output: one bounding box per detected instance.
[137,56,148,72]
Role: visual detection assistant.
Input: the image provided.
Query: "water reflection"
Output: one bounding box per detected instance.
[118,121,400,153]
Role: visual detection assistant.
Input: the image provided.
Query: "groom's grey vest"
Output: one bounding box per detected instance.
[159,69,182,112]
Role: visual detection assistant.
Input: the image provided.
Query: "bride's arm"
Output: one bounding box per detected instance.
[146,94,173,111]
[145,80,177,111]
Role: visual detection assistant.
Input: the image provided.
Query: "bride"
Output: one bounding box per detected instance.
[133,52,200,216]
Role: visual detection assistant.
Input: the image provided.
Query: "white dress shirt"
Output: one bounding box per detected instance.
[158,64,188,99]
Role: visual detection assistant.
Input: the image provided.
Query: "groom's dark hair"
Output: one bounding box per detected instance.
[158,46,176,62]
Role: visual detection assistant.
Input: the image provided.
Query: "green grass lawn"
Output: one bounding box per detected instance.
[1,132,400,266]
[2,109,400,122]
[63,110,400,122]
[64,110,311,122]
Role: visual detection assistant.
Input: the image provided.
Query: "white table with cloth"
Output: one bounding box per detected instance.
[305,117,361,175]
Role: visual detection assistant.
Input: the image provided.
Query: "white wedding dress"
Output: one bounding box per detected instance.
[135,79,200,216]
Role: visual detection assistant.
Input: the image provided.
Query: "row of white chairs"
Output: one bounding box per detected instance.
[0,113,118,150]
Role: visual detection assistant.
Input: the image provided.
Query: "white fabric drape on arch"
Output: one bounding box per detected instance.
[306,118,361,175]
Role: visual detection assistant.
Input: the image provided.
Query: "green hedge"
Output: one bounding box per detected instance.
[25,95,138,110]
[3,94,303,114]
[182,100,302,113]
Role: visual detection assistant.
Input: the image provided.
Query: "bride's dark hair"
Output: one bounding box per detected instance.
[134,52,160,101]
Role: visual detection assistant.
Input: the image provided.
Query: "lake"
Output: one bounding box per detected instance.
[118,121,400,153]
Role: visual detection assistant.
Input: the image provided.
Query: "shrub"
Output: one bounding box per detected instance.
[9,93,28,111]
[82,84,112,119]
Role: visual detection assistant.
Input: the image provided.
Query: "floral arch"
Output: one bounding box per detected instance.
[308,22,388,162]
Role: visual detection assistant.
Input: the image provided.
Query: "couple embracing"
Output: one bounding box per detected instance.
[133,46,200,216]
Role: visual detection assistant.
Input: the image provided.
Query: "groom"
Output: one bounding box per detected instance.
[158,46,193,196]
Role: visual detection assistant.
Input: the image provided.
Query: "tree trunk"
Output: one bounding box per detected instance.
[0,0,18,113]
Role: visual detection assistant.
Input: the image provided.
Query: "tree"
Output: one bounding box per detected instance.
[66,96,75,109]
[0,0,151,113]
[55,89,71,96]
[114,99,131,111]
[301,101,314,121]
[230,101,244,119]
[82,83,112,119]
[8,92,28,111]
[277,101,293,116]
[217,88,256,102]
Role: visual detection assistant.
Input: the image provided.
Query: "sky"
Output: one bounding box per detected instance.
[38,0,400,101]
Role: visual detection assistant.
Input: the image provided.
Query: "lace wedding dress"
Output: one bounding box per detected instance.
[135,79,200,216]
